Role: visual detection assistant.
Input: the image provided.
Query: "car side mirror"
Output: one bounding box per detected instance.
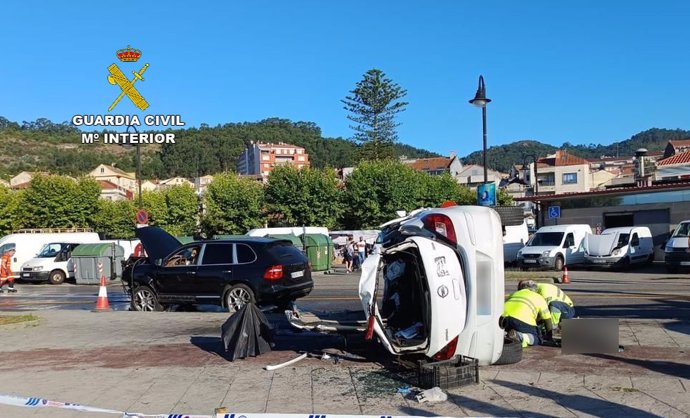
[154,258,163,266]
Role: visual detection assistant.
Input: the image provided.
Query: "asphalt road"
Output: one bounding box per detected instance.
[1,263,689,321]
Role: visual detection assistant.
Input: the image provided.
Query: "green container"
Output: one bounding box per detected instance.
[267,234,303,248]
[300,233,334,272]
[71,243,125,284]
[175,236,196,245]
[213,234,249,240]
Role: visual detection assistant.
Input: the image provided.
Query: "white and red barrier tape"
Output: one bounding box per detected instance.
[0,393,470,418]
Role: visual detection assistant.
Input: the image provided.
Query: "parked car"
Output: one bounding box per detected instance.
[517,224,592,270]
[583,226,654,268]
[664,220,690,272]
[503,220,529,265]
[122,226,313,312]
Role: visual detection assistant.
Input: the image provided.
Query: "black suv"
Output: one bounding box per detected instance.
[122,226,313,312]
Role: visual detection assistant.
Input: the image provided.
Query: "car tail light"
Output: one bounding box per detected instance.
[432,336,458,361]
[263,265,284,280]
[422,213,457,244]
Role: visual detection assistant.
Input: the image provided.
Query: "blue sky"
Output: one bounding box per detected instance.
[2,1,690,157]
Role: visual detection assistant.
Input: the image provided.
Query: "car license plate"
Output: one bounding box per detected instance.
[291,270,304,278]
[22,273,30,277]
[593,259,606,264]
[681,261,690,266]
[524,260,537,264]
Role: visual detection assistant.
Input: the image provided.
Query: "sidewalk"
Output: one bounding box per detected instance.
[0,311,688,417]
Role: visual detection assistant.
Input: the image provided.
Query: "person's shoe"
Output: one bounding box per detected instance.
[7,287,17,293]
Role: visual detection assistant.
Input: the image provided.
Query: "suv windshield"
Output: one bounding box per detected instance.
[672,223,690,238]
[528,232,564,247]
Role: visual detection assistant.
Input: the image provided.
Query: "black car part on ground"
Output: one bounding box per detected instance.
[221,303,273,361]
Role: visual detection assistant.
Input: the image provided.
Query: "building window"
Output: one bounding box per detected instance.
[100,168,105,173]
[562,173,578,184]
[298,156,305,161]
[262,154,269,161]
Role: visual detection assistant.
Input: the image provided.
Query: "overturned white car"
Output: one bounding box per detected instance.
[288,205,514,366]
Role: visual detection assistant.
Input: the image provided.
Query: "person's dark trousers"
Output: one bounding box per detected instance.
[502,316,542,345]
[549,301,576,324]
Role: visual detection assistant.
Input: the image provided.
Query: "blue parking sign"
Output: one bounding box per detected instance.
[548,206,561,219]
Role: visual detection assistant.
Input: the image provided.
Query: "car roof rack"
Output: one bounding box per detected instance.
[15,228,94,233]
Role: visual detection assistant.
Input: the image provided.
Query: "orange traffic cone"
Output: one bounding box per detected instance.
[561,266,570,284]
[94,263,111,312]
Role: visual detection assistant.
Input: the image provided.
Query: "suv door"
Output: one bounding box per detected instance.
[155,245,200,302]
[196,242,234,304]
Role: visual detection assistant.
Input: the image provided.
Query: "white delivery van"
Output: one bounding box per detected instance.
[21,237,101,284]
[664,220,690,272]
[246,226,329,237]
[517,224,592,270]
[503,220,529,265]
[583,226,654,268]
[0,230,100,281]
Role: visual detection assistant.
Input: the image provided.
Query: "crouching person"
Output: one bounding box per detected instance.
[518,280,575,328]
[502,286,554,348]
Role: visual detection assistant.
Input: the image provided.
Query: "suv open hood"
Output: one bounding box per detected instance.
[134,226,182,261]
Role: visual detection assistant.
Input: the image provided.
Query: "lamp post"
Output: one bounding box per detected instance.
[126,124,143,208]
[469,75,491,184]
[522,154,540,228]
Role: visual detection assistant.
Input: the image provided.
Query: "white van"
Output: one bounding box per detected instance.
[583,226,654,268]
[21,238,100,284]
[246,226,329,237]
[517,224,592,270]
[0,231,100,281]
[503,220,529,264]
[664,220,690,272]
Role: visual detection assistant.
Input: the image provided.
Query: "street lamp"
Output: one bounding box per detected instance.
[522,154,540,228]
[469,75,491,184]
[125,124,143,208]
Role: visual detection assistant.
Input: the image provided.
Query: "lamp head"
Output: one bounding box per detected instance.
[469,75,491,108]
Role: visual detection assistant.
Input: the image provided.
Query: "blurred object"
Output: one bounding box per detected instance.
[221,303,273,361]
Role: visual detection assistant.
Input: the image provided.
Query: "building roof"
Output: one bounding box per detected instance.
[657,150,690,166]
[97,180,120,190]
[405,157,451,171]
[515,180,690,202]
[668,139,690,149]
[92,164,134,179]
[256,142,305,151]
[537,150,589,167]
[11,181,31,189]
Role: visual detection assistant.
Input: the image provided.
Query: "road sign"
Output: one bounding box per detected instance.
[136,209,149,225]
[548,206,561,219]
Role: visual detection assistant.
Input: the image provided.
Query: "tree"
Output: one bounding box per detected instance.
[92,199,137,239]
[201,173,265,236]
[342,69,408,161]
[22,175,99,228]
[141,186,199,236]
[341,161,423,229]
[0,187,25,234]
[264,166,343,229]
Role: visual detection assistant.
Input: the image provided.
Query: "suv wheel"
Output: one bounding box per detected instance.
[131,286,162,311]
[225,284,255,314]
[49,270,66,285]
[554,255,564,271]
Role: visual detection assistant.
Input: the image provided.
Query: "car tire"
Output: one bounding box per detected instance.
[554,255,564,271]
[494,337,523,365]
[225,283,255,314]
[620,257,630,271]
[48,270,66,285]
[131,285,163,312]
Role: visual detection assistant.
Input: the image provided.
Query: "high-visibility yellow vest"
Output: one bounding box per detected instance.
[503,288,552,326]
[537,283,574,307]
